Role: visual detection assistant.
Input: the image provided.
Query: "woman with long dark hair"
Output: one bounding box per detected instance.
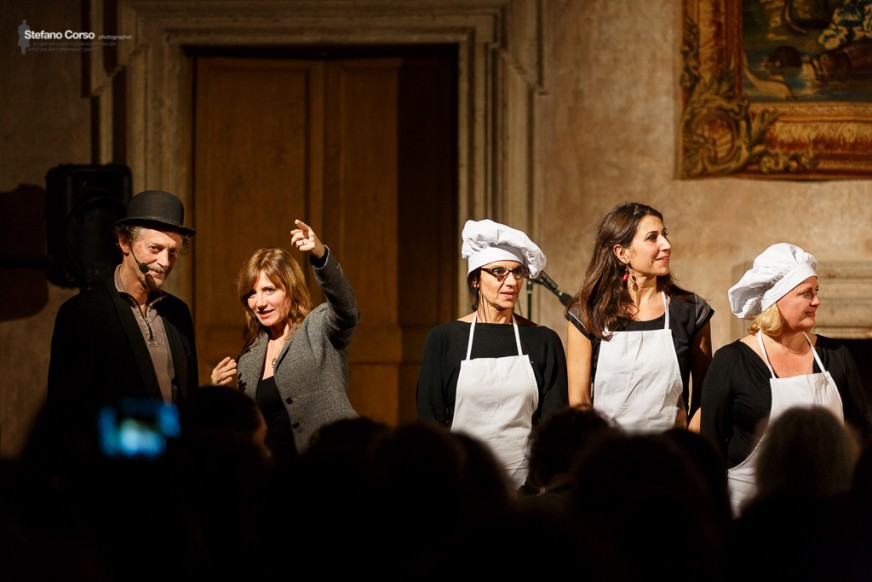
[565,202,713,432]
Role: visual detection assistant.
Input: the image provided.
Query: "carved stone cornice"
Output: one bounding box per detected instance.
[87,0,544,309]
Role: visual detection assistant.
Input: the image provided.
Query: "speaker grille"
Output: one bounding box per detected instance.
[46,164,132,288]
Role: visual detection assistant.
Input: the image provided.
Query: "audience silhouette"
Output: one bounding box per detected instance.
[568,430,730,581]
[517,404,617,515]
[728,405,863,581]
[7,394,872,580]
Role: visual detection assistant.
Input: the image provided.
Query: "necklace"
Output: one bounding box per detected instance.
[268,322,298,370]
[268,338,284,369]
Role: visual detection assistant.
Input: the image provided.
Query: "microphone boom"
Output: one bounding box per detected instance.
[534,271,572,306]
[130,248,150,274]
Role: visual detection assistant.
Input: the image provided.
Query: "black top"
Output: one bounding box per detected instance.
[700,335,872,468]
[567,292,714,412]
[256,375,297,464]
[416,320,568,427]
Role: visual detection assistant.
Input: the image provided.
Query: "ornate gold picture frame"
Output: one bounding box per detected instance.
[680,0,872,179]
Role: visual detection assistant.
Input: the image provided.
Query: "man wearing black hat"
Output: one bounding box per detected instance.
[47,190,199,412]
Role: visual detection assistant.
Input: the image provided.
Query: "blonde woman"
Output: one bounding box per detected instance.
[700,243,871,515]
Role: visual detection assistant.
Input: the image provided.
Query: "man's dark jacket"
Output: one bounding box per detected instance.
[47,277,199,411]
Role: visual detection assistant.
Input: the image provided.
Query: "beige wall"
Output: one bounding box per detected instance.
[2,0,870,457]
[535,0,872,351]
[1,1,87,457]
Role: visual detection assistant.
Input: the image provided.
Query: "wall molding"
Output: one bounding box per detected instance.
[730,261,872,340]
[88,0,545,308]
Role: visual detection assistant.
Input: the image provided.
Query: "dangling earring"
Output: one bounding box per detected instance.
[622,264,637,291]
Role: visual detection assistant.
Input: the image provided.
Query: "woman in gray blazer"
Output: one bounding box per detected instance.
[210,220,360,464]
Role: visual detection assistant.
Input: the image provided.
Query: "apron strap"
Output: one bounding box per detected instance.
[512,316,524,354]
[465,313,477,360]
[464,313,524,360]
[757,331,776,378]
[757,331,825,379]
[604,291,670,334]
[660,291,670,330]
[806,332,827,373]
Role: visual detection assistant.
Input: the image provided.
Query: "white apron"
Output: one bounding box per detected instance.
[592,291,682,433]
[727,331,844,515]
[451,313,539,489]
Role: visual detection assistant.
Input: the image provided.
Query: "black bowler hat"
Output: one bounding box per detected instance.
[114,189,196,236]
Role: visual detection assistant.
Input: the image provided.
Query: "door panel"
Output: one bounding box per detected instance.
[325,59,402,421]
[396,55,459,420]
[193,57,324,387]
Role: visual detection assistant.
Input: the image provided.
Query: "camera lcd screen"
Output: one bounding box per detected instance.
[97,398,181,460]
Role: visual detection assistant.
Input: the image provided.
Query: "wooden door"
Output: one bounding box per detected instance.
[192,51,456,424]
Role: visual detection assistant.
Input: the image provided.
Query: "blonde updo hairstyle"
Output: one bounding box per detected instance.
[747,303,784,337]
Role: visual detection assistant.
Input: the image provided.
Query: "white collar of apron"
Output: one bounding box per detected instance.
[466,312,523,359]
[756,331,826,378]
[604,291,670,334]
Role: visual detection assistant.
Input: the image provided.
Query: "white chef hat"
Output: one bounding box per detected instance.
[728,243,818,319]
[461,219,547,278]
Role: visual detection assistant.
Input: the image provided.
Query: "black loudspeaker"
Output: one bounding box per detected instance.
[46,164,132,288]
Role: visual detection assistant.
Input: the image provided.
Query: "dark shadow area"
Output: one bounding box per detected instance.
[841,338,872,404]
[45,164,130,290]
[0,184,50,321]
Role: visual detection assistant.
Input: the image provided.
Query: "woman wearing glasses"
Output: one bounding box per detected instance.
[416,219,569,490]
[565,202,714,433]
[701,243,870,514]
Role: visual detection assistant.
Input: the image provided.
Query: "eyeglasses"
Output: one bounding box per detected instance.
[480,266,529,281]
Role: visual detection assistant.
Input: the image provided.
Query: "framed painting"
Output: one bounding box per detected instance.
[680,0,872,179]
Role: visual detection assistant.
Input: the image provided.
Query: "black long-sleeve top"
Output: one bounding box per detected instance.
[416,320,568,427]
[700,335,872,468]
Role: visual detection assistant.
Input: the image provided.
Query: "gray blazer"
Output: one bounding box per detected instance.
[237,248,360,452]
